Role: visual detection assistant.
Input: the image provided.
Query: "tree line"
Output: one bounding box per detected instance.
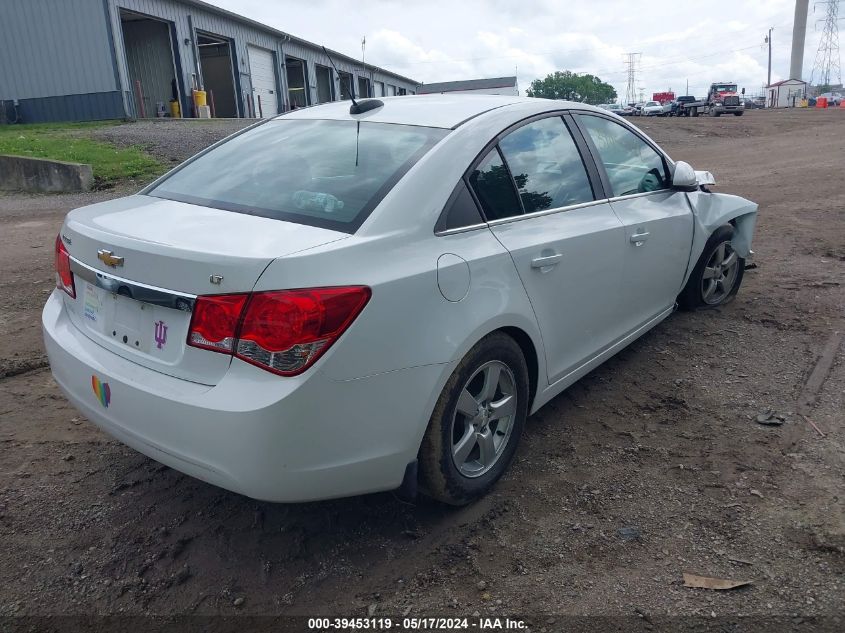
[526,71,617,105]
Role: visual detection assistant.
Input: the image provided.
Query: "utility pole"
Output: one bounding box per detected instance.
[766,27,774,86]
[686,79,689,95]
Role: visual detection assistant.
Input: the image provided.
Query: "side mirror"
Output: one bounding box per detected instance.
[694,170,715,186]
[672,161,698,190]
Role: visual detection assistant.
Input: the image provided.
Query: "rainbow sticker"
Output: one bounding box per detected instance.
[91,375,111,408]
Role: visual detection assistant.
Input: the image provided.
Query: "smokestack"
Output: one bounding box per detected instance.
[790,0,810,80]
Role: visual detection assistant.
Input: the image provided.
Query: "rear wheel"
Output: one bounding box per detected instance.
[678,225,745,310]
[419,333,529,505]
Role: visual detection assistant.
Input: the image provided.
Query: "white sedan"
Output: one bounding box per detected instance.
[44,95,757,504]
[641,100,665,116]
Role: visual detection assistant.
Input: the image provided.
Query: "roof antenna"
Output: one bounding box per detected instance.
[322,46,384,115]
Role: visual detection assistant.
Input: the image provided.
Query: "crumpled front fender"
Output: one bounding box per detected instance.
[686,191,758,273]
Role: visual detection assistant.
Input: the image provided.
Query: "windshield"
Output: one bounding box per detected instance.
[646,102,659,107]
[148,119,449,233]
[714,84,737,93]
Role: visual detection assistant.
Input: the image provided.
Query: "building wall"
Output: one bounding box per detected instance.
[109,0,418,117]
[0,0,123,122]
[1,0,419,122]
[767,81,806,108]
[107,0,284,118]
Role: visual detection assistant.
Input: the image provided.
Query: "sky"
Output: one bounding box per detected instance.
[205,0,835,100]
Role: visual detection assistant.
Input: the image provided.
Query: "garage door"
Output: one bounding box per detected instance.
[247,45,279,118]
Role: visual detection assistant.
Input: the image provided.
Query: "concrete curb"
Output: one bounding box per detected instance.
[0,154,93,192]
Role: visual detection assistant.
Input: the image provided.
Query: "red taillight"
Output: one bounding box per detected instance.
[54,235,75,298]
[187,286,370,376]
[187,294,248,353]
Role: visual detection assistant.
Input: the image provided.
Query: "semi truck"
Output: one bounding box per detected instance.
[680,82,745,117]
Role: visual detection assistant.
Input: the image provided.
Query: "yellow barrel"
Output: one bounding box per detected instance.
[192,89,207,107]
[169,100,181,118]
[799,99,808,108]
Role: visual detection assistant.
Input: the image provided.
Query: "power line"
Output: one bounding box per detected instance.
[810,1,842,90]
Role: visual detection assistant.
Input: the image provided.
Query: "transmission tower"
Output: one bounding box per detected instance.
[624,53,641,105]
[810,1,842,92]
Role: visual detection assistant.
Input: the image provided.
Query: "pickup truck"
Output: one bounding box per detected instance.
[670,96,698,116]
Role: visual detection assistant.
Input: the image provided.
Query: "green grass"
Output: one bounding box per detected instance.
[0,121,165,187]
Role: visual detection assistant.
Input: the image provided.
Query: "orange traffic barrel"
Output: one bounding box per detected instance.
[816,97,828,108]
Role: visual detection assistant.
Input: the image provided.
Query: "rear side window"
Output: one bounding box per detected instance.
[435,181,484,233]
[468,148,522,221]
[148,119,448,233]
[578,115,670,197]
[498,116,594,213]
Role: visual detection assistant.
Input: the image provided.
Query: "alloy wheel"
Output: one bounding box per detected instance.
[450,361,517,478]
[701,240,740,305]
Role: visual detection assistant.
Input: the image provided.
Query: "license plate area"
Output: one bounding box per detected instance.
[80,281,187,364]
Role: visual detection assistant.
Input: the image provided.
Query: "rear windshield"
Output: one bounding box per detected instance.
[148,119,448,233]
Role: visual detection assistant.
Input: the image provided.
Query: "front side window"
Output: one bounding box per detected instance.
[468,148,521,221]
[149,120,448,232]
[578,115,670,197]
[498,116,594,213]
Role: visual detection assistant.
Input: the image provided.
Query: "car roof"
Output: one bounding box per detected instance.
[275,94,602,129]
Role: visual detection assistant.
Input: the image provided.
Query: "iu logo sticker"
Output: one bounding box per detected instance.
[154,320,168,349]
[91,375,111,408]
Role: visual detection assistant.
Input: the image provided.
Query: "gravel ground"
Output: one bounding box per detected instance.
[0,109,842,631]
[91,118,257,165]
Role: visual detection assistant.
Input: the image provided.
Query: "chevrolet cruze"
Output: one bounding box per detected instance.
[43,95,757,504]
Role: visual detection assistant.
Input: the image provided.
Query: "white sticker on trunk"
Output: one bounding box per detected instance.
[84,283,101,323]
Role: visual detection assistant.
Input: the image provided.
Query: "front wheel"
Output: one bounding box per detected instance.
[418,333,529,505]
[734,111,744,116]
[678,225,745,310]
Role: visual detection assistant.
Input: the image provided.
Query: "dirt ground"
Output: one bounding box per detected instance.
[0,110,843,629]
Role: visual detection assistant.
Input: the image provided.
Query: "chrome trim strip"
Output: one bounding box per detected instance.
[486,198,608,227]
[69,257,196,312]
[608,190,671,203]
[434,223,489,237]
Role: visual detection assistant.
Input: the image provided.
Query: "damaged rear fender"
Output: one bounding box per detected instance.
[685,190,758,276]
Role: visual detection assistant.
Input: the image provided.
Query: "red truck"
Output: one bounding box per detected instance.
[652,91,676,105]
[680,82,745,117]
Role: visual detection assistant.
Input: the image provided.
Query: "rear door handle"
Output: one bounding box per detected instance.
[630,232,650,245]
[531,254,563,269]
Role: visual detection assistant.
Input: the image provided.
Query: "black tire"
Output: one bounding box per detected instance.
[691,108,699,117]
[734,111,744,116]
[678,224,745,310]
[418,332,529,505]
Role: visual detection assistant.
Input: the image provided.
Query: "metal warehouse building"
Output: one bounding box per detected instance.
[0,0,419,123]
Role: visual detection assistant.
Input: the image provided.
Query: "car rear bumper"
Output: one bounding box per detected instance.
[42,291,445,502]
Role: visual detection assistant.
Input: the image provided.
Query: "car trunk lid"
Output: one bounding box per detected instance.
[60,195,347,384]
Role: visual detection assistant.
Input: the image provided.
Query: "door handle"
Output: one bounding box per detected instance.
[630,232,650,245]
[531,253,563,269]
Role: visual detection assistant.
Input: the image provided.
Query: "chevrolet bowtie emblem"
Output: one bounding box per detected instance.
[97,249,124,268]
